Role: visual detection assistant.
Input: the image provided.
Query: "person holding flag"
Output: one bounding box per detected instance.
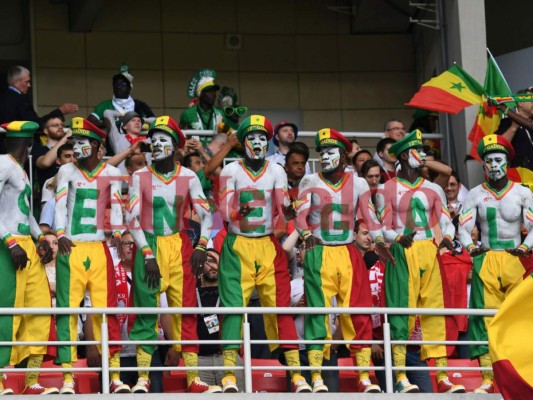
[458,134,533,394]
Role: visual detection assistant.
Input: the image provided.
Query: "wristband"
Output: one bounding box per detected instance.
[3,234,17,249]
[375,236,386,246]
[197,236,208,248]
[141,245,154,258]
[519,244,529,252]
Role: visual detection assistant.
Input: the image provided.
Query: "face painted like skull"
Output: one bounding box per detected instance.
[71,137,92,160]
[483,151,508,182]
[244,132,268,160]
[319,146,341,172]
[151,132,175,161]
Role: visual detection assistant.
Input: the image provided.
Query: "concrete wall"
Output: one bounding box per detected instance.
[32,0,417,139]
[411,0,487,186]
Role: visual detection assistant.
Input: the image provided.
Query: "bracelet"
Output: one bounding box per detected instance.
[3,234,17,249]
[302,231,312,240]
[141,245,154,258]
[518,244,529,252]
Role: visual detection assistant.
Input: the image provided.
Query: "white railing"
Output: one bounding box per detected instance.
[183,129,444,140]
[0,306,494,394]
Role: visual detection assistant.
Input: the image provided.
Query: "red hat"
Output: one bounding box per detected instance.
[70,117,107,142]
[148,116,186,149]
[273,121,298,147]
[315,128,352,154]
[477,134,514,160]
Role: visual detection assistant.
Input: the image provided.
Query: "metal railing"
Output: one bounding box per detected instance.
[0,306,494,394]
[182,129,444,140]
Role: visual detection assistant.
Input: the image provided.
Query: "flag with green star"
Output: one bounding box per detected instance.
[405,64,483,114]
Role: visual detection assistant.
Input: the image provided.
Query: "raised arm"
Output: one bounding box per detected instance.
[204,134,238,178]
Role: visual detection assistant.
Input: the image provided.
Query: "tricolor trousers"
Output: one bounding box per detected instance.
[386,240,454,360]
[303,243,372,359]
[56,241,121,363]
[129,231,198,354]
[469,250,533,359]
[0,236,52,367]
[219,233,298,353]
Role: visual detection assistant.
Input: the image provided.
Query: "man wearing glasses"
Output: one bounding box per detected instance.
[383,119,406,141]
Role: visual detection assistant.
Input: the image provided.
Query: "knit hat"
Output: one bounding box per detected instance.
[315,128,352,153]
[237,115,273,143]
[477,134,514,160]
[70,117,107,142]
[273,121,298,147]
[0,121,39,138]
[148,116,186,149]
[187,68,220,99]
[388,129,428,158]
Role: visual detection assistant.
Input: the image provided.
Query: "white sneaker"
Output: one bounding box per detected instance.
[59,381,75,395]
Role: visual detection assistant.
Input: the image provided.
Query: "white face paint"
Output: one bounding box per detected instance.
[483,151,508,181]
[244,132,268,160]
[407,147,426,169]
[71,137,92,160]
[319,146,341,172]
[151,132,175,161]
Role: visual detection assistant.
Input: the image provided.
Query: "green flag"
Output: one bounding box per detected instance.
[485,50,515,107]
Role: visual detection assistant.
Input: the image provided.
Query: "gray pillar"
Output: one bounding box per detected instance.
[445,0,487,188]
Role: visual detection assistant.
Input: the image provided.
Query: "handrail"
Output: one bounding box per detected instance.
[0,306,494,394]
[182,129,444,140]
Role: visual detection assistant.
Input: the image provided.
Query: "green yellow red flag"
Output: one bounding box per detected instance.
[489,273,533,399]
[468,52,512,159]
[405,65,483,114]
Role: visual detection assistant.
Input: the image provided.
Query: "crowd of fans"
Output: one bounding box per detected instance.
[0,63,530,395]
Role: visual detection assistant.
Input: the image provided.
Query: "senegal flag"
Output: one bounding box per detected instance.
[405,64,484,114]
[468,52,513,159]
[489,273,533,399]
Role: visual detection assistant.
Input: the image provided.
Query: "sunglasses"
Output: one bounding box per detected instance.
[224,106,248,117]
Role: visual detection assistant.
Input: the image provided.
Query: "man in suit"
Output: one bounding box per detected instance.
[0,66,78,125]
